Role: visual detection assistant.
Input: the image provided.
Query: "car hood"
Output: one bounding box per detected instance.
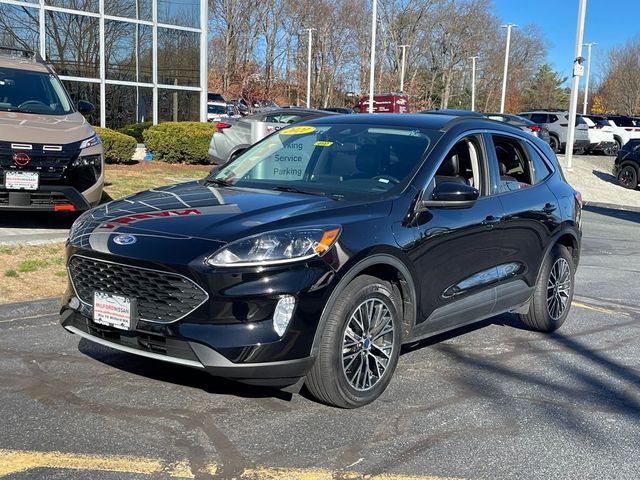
[69,180,384,262]
[0,111,93,144]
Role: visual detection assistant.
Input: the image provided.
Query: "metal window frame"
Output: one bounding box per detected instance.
[0,0,208,127]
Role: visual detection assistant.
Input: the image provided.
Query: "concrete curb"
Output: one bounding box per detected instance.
[0,297,59,321]
[584,201,640,214]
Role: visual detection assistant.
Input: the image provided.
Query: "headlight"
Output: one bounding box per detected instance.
[72,154,101,167]
[206,226,341,267]
[80,134,101,150]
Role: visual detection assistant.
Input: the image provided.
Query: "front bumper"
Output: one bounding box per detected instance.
[0,184,92,211]
[60,250,339,387]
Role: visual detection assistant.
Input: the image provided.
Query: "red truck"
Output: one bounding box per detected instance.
[358,94,410,113]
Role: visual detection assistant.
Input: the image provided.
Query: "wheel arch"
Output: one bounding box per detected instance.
[310,254,417,356]
[538,228,581,282]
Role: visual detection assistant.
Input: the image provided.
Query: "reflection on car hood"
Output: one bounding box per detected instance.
[69,180,363,257]
[0,111,93,144]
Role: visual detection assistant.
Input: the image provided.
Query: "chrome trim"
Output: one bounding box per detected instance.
[43,145,63,152]
[65,325,205,369]
[11,143,32,150]
[67,254,210,325]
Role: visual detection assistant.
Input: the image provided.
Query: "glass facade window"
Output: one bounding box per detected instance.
[0,0,206,128]
[106,84,152,128]
[105,21,152,83]
[158,89,199,123]
[45,11,100,78]
[45,0,99,14]
[0,4,39,52]
[105,0,152,22]
[157,27,200,87]
[158,0,199,28]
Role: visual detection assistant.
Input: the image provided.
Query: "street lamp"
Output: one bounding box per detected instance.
[583,42,597,115]
[500,23,517,114]
[369,0,377,113]
[399,44,409,92]
[565,0,588,171]
[469,56,479,111]
[303,28,316,108]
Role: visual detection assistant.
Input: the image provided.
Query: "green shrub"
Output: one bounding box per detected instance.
[94,127,137,164]
[143,122,215,164]
[117,122,153,143]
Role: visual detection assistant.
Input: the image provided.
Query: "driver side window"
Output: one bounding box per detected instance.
[430,135,483,193]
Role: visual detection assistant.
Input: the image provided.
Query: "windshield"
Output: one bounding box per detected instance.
[211,123,439,200]
[0,67,73,115]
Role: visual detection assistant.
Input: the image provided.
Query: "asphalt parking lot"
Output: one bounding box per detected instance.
[1,206,639,480]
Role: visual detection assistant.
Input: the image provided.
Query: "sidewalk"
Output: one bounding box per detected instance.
[557,154,640,210]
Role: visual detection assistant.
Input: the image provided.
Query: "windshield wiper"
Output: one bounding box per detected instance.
[204,177,234,187]
[272,185,325,196]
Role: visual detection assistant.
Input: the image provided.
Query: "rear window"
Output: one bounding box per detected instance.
[610,116,636,127]
[529,113,548,124]
[587,116,610,127]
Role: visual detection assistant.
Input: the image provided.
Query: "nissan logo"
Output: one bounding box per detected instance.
[12,152,31,166]
[113,234,137,246]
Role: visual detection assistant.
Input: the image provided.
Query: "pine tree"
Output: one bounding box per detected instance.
[521,64,569,110]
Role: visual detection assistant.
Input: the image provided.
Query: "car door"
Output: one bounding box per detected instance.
[485,132,562,313]
[407,133,505,337]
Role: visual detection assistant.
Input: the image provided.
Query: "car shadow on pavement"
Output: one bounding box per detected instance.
[404,312,640,423]
[592,170,619,185]
[0,211,79,229]
[584,204,640,224]
[77,338,294,402]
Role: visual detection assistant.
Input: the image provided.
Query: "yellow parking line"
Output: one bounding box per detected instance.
[0,448,461,479]
[572,301,628,316]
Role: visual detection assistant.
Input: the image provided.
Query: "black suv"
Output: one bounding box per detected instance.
[613,138,640,189]
[61,114,582,408]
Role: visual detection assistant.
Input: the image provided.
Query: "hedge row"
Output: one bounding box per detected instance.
[143,122,215,165]
[117,122,152,143]
[94,127,137,164]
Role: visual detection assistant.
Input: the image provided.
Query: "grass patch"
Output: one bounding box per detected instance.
[103,161,212,200]
[0,243,66,304]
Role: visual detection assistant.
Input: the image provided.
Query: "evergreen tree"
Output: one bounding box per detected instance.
[521,64,569,110]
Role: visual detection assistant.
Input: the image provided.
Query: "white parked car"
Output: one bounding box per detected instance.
[518,110,590,154]
[602,115,640,152]
[207,101,240,123]
[581,115,616,155]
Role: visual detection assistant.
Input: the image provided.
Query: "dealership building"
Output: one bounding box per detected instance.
[0,0,208,128]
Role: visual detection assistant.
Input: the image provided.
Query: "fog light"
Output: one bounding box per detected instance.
[273,295,296,337]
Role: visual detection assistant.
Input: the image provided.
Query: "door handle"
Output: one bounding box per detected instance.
[542,203,557,215]
[482,215,501,228]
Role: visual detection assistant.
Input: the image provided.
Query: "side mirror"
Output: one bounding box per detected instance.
[419,182,479,210]
[77,100,94,115]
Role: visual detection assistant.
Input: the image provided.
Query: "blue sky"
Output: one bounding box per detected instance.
[492,0,637,83]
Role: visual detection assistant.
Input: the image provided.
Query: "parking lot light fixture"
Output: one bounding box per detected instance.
[369,0,378,113]
[304,28,316,109]
[583,42,597,115]
[469,56,479,111]
[500,23,517,114]
[566,0,588,171]
[399,44,410,92]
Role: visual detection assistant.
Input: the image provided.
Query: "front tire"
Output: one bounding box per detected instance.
[618,165,638,189]
[519,245,575,332]
[305,275,402,408]
[549,135,560,153]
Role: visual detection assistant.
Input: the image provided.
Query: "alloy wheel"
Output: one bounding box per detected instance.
[619,167,635,188]
[546,257,571,320]
[342,298,395,391]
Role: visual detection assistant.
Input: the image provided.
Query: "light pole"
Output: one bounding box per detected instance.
[583,42,597,114]
[469,56,479,111]
[368,0,377,113]
[304,28,316,108]
[565,0,588,171]
[500,23,517,113]
[399,44,409,92]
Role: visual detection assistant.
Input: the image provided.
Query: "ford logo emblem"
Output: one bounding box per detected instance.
[113,234,137,245]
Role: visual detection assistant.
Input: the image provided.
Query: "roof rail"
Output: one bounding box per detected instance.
[0,46,42,62]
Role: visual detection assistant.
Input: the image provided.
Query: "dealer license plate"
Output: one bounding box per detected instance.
[93,291,135,330]
[5,171,39,190]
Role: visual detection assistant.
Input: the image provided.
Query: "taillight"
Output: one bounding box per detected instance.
[216,122,232,133]
[625,128,634,131]
[527,125,541,132]
[575,191,583,208]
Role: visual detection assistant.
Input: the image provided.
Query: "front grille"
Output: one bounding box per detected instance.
[0,190,70,206]
[68,255,209,323]
[0,141,79,182]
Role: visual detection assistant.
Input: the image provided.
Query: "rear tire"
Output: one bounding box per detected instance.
[618,165,638,189]
[549,135,560,153]
[519,245,575,332]
[305,275,402,408]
